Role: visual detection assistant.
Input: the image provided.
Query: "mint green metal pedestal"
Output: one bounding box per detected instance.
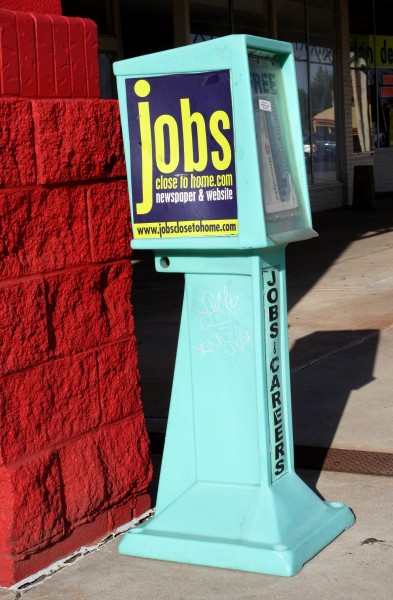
[119,249,355,576]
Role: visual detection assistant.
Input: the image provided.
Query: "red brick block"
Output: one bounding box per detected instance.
[87,181,132,262]
[50,14,72,97]
[67,17,87,97]
[1,8,98,100]
[16,10,38,97]
[0,452,65,556]
[0,353,100,465]
[0,467,13,555]
[97,414,153,506]
[58,436,106,525]
[0,186,91,280]
[0,9,19,96]
[97,339,142,425]
[100,261,134,339]
[33,99,126,184]
[0,555,14,588]
[0,278,48,376]
[4,507,119,586]
[44,262,133,356]
[0,99,36,186]
[106,492,151,531]
[34,13,56,97]
[0,494,151,586]
[0,1,62,13]
[133,493,152,519]
[46,16,99,99]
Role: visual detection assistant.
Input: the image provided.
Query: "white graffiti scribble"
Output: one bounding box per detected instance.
[196,325,251,357]
[196,287,251,357]
[198,286,239,331]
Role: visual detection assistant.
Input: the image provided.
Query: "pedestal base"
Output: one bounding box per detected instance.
[119,475,355,576]
[119,253,355,576]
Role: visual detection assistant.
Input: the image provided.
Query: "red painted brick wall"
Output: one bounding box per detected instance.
[0,8,99,98]
[0,7,152,588]
[0,1,61,13]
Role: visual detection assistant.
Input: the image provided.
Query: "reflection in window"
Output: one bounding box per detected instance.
[350,52,372,152]
[277,0,338,184]
[349,0,393,151]
[349,0,374,152]
[309,52,337,184]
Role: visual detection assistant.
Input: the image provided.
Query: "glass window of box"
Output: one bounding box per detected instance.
[349,0,393,151]
[277,0,338,184]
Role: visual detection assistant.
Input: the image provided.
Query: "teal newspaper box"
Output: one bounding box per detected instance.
[114,35,354,577]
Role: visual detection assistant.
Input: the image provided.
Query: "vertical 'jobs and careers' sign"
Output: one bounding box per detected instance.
[126,71,238,239]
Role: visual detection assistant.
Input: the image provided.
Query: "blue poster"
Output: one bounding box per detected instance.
[125,70,238,239]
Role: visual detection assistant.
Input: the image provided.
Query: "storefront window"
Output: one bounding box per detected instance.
[120,1,173,57]
[190,0,231,42]
[349,0,374,152]
[374,0,393,149]
[232,0,270,38]
[190,0,270,43]
[277,0,338,184]
[308,0,336,183]
[349,0,393,151]
[276,0,309,174]
[62,0,115,35]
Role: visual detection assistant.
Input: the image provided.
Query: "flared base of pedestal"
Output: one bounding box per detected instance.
[119,477,355,577]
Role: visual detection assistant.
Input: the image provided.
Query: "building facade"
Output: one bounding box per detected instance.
[62,0,393,211]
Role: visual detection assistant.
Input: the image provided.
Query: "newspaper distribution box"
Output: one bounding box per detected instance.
[114,34,354,576]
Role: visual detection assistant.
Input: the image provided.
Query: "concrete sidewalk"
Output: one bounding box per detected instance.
[1,205,393,598]
[287,206,393,459]
[1,470,391,600]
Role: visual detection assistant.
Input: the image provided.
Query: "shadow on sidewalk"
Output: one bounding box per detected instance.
[290,329,379,490]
